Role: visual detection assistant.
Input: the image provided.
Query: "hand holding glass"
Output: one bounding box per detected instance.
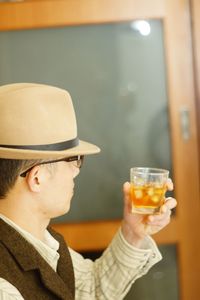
[130,167,169,214]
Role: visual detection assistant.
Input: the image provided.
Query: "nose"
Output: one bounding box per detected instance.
[72,165,80,178]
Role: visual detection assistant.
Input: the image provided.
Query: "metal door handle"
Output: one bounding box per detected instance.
[180,106,190,141]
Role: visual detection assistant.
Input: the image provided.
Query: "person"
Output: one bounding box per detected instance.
[0,83,176,300]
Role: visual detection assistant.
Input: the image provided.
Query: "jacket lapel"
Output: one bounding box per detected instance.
[0,219,74,300]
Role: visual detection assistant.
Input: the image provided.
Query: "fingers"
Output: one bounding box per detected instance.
[146,197,176,226]
[166,178,173,191]
[162,197,177,211]
[147,209,171,225]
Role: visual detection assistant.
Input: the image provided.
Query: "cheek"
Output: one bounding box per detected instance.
[58,175,74,195]
[49,164,75,195]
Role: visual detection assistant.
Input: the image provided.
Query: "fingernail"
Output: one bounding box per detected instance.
[149,216,154,222]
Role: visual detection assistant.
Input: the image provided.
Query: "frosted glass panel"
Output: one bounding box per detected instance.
[0,21,172,222]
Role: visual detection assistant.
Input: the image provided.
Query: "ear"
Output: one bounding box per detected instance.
[25,165,47,193]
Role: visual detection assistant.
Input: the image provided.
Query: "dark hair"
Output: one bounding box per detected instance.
[0,158,43,199]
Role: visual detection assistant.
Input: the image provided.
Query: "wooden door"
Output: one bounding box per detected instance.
[191,0,200,156]
[0,1,199,299]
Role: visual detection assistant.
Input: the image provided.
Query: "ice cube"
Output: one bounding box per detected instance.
[147,187,154,196]
[134,189,143,199]
[152,195,160,203]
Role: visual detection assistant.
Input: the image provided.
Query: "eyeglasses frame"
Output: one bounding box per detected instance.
[20,155,84,177]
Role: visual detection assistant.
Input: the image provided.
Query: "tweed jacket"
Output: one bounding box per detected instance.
[0,219,75,300]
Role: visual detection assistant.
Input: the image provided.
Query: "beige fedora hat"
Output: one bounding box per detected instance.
[0,83,100,159]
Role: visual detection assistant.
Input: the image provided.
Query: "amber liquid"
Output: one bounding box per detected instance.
[130,183,166,212]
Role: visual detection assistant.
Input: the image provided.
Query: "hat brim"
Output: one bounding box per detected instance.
[0,140,100,160]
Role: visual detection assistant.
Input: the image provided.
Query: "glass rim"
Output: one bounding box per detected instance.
[130,167,169,175]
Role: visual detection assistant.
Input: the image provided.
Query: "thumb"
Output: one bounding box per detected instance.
[123,181,131,197]
[123,182,132,212]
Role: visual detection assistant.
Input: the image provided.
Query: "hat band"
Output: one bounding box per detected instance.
[0,137,79,151]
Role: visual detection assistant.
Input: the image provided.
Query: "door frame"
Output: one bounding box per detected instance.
[0,1,200,299]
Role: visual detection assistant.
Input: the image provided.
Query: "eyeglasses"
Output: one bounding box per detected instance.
[20,155,84,177]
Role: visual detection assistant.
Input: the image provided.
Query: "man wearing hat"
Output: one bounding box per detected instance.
[0,83,176,299]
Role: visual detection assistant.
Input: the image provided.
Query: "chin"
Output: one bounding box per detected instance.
[52,206,71,219]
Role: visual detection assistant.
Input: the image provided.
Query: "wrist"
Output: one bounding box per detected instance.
[121,221,146,248]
